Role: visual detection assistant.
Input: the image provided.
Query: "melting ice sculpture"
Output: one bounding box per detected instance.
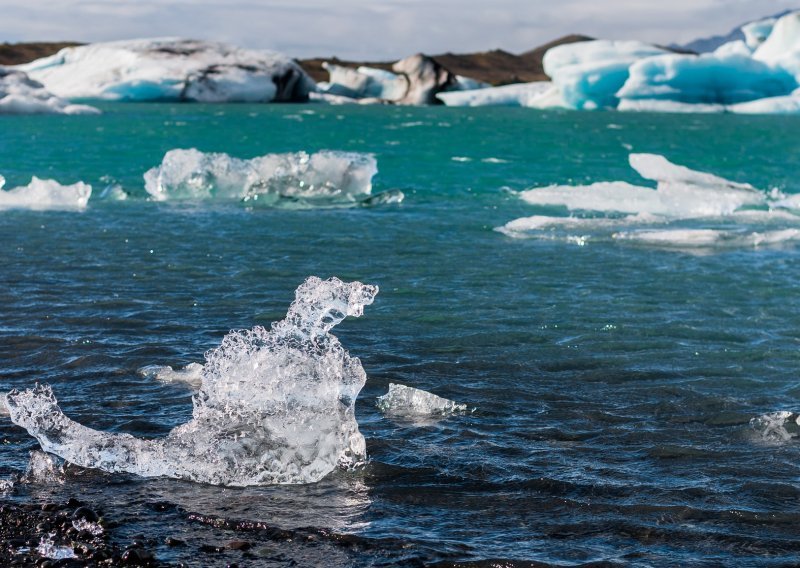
[5,276,378,486]
[143,148,380,206]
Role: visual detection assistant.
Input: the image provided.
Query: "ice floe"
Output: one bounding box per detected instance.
[376,383,469,417]
[17,38,314,103]
[138,362,204,387]
[750,411,800,443]
[5,276,378,486]
[0,175,92,211]
[143,148,394,207]
[0,67,99,115]
[498,153,800,249]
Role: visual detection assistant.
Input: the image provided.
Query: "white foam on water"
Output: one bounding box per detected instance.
[138,362,204,388]
[6,276,378,486]
[376,383,468,417]
[143,148,378,207]
[0,176,91,211]
[750,411,800,444]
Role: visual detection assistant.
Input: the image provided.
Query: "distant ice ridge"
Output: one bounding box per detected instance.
[5,276,378,486]
[143,148,394,207]
[0,174,91,211]
[0,67,99,115]
[16,38,314,103]
[376,383,468,416]
[498,153,800,248]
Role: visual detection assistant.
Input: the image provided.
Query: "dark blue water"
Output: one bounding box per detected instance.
[2,104,800,566]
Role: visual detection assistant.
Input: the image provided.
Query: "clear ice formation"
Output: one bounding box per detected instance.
[376,383,468,416]
[16,38,315,103]
[0,175,92,211]
[0,67,99,115]
[498,153,800,248]
[143,148,380,207]
[750,411,800,443]
[138,363,204,388]
[6,276,379,486]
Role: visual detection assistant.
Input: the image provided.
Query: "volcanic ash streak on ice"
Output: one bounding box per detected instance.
[499,153,800,247]
[376,383,468,417]
[0,176,91,211]
[143,148,390,207]
[5,276,379,486]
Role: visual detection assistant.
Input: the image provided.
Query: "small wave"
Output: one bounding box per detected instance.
[144,149,379,208]
[376,383,469,417]
[6,276,378,486]
[0,175,91,211]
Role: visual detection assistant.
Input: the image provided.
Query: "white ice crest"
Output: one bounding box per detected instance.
[6,276,378,486]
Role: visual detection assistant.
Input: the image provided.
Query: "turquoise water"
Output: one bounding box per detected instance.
[2,104,800,565]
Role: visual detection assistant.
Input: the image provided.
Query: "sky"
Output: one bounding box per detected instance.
[2,0,798,60]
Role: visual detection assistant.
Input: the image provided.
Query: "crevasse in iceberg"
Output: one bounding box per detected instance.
[5,276,378,486]
[143,148,381,206]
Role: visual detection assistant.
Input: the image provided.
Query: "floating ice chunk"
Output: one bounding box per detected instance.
[72,518,103,536]
[543,40,667,109]
[21,450,65,484]
[376,383,468,417]
[37,534,76,560]
[728,91,800,114]
[496,213,655,238]
[616,52,795,106]
[6,276,378,486]
[630,153,758,193]
[143,148,377,207]
[17,38,314,102]
[436,81,553,107]
[138,362,203,387]
[750,411,800,443]
[0,176,91,211]
[0,67,99,115]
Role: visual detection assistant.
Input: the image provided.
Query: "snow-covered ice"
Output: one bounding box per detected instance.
[17,38,314,103]
[0,175,92,211]
[6,276,378,486]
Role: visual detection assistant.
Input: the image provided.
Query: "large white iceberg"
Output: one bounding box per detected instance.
[542,40,667,109]
[17,38,315,103]
[6,276,378,486]
[143,148,383,207]
[0,175,91,211]
[0,67,99,115]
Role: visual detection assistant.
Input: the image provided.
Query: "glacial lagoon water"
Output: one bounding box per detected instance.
[2,103,800,565]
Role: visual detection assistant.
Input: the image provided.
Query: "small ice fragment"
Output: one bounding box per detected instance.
[0,176,91,211]
[36,533,76,560]
[21,450,64,484]
[750,411,800,443]
[0,479,14,493]
[72,517,104,536]
[138,362,204,388]
[376,383,468,416]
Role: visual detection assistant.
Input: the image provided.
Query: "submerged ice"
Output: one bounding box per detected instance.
[6,276,378,486]
[499,153,800,248]
[144,148,381,206]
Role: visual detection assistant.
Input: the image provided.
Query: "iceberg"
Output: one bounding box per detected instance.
[6,276,378,486]
[542,40,667,109]
[17,38,314,103]
[376,383,468,416]
[0,175,91,211]
[436,81,553,107]
[143,148,381,207]
[0,67,99,115]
